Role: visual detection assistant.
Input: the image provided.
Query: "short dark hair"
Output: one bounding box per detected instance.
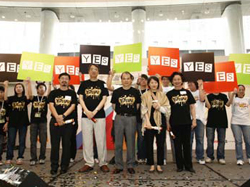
[121,71,134,80]
[88,64,100,72]
[169,72,184,84]
[188,81,198,90]
[36,82,47,91]
[147,76,160,89]
[59,72,71,80]
[14,83,25,96]
[0,86,4,92]
[161,76,170,81]
[236,84,246,98]
[141,74,148,80]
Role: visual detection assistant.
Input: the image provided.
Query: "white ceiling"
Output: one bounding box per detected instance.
[0,0,249,22]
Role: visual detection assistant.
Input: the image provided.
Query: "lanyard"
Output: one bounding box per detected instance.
[37,95,44,112]
[0,101,4,113]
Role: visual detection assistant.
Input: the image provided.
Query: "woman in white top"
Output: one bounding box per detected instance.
[231,84,250,166]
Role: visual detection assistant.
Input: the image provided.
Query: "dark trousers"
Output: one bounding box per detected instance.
[50,119,73,171]
[137,122,146,160]
[0,134,4,161]
[145,128,166,165]
[30,122,47,161]
[172,124,193,170]
[70,124,78,160]
[7,126,27,160]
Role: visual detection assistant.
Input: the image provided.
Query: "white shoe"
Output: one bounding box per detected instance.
[94,158,99,164]
[39,159,45,164]
[30,161,36,166]
[248,159,250,165]
[16,158,23,165]
[218,159,226,165]
[205,158,212,163]
[0,161,3,166]
[198,160,205,165]
[70,158,74,163]
[236,160,244,166]
[164,159,167,165]
[137,159,144,164]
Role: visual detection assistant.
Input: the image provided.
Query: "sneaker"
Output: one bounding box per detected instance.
[39,159,45,164]
[205,157,212,163]
[218,159,226,165]
[16,158,23,165]
[5,160,12,164]
[198,159,205,165]
[30,161,36,166]
[137,159,144,164]
[164,159,167,165]
[237,160,244,166]
[70,158,74,163]
[0,161,3,166]
[94,158,99,164]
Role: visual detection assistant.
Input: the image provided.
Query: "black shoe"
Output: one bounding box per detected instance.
[186,168,195,173]
[177,168,183,172]
[50,170,57,175]
[112,168,123,174]
[127,168,135,174]
[60,169,67,174]
[109,156,115,165]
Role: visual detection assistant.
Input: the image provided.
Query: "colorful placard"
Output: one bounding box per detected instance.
[203,61,238,93]
[181,52,215,82]
[148,47,180,76]
[113,43,142,73]
[17,52,54,82]
[229,54,250,85]
[80,45,110,74]
[0,54,21,82]
[53,56,84,85]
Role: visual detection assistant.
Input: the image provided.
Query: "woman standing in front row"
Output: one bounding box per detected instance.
[141,76,170,173]
[167,72,196,173]
[231,85,250,166]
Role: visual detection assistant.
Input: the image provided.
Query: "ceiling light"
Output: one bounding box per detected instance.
[132,19,135,22]
[25,14,31,18]
[125,18,129,21]
[147,18,150,21]
[14,19,18,21]
[205,8,210,14]
[158,11,164,17]
[141,19,144,22]
[182,10,185,14]
[70,15,75,19]
[175,17,178,20]
[1,16,5,19]
[99,19,102,22]
[108,19,111,22]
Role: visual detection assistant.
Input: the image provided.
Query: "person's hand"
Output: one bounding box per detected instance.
[56,115,64,126]
[191,119,197,130]
[155,74,161,79]
[109,69,115,77]
[145,122,152,129]
[152,102,160,110]
[197,79,203,88]
[3,80,9,88]
[24,77,31,86]
[167,123,171,132]
[3,123,8,132]
[136,76,141,85]
[85,110,94,119]
[233,87,238,94]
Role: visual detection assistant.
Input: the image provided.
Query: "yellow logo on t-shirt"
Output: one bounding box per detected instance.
[172,95,188,106]
[55,96,71,108]
[33,101,46,109]
[12,101,25,111]
[211,100,224,110]
[119,95,136,107]
[85,87,101,99]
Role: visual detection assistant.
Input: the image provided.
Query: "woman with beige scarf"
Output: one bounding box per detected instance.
[141,76,171,173]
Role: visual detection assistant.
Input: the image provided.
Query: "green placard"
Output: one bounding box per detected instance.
[113,43,142,73]
[229,54,250,85]
[17,52,54,82]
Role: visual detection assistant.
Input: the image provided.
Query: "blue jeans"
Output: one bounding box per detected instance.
[136,122,146,160]
[191,119,204,160]
[206,127,226,160]
[231,124,250,161]
[7,126,27,160]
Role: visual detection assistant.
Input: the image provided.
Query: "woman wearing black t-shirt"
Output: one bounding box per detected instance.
[141,76,170,173]
[5,80,31,165]
[167,72,196,173]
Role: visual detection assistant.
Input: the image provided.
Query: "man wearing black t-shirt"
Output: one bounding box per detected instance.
[78,64,109,173]
[111,72,141,174]
[48,73,77,175]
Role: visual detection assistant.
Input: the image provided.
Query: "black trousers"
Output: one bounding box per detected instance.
[70,123,78,160]
[145,128,166,165]
[50,119,73,171]
[171,124,193,170]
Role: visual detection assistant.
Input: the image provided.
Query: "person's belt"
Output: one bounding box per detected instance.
[117,113,135,117]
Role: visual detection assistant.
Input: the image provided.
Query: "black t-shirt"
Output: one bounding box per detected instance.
[7,95,30,127]
[167,88,196,126]
[0,101,8,135]
[111,87,141,116]
[30,96,48,123]
[207,93,228,128]
[77,79,109,118]
[136,89,147,123]
[48,89,77,121]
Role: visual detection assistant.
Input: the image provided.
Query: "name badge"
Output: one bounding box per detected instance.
[35,112,41,118]
[180,91,187,95]
[65,96,72,101]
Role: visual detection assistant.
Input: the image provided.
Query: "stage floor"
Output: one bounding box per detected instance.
[1,149,249,187]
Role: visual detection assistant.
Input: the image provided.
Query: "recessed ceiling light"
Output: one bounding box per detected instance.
[132,19,135,22]
[2,16,5,19]
[70,15,75,19]
[108,19,111,22]
[25,14,31,18]
[137,30,141,34]
[147,18,150,21]
[159,11,164,17]
[14,19,18,21]
[141,19,144,22]
[125,18,129,21]
[99,19,102,22]
[205,8,210,14]
[182,10,185,14]
[114,12,119,18]
[175,17,178,20]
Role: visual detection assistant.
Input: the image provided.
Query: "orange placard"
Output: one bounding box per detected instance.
[53,56,84,85]
[148,47,180,76]
[203,61,238,93]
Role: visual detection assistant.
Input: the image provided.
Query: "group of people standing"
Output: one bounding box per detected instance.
[0,64,250,175]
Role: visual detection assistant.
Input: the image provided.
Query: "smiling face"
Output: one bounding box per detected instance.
[188,82,197,92]
[37,85,46,96]
[237,85,245,98]
[15,84,24,96]
[162,77,170,87]
[89,65,99,79]
[172,75,183,88]
[149,79,159,91]
[121,73,133,87]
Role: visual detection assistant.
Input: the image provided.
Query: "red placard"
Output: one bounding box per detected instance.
[203,61,238,93]
[148,47,180,76]
[53,56,84,85]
